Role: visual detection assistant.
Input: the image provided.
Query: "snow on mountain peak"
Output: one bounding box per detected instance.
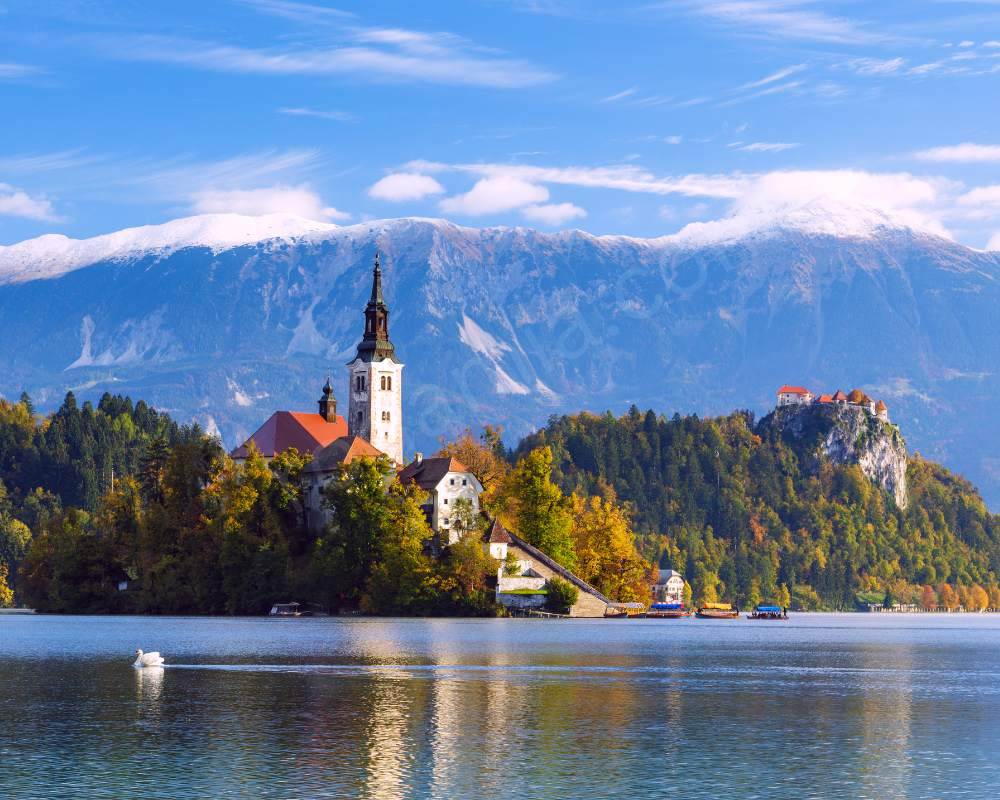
[664,197,951,249]
[0,213,339,285]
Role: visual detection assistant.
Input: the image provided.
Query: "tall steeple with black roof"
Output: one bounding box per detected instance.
[346,252,404,463]
[355,252,398,363]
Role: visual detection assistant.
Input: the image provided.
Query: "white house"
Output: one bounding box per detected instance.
[777,385,814,406]
[397,455,484,542]
[653,568,685,603]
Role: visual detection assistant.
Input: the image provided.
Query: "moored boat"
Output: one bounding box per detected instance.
[645,602,691,619]
[747,604,788,620]
[696,602,739,619]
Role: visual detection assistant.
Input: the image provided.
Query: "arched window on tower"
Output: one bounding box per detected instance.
[387,376,392,391]
[357,410,363,424]
[380,375,386,391]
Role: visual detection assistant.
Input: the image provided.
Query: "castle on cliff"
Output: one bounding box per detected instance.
[777,385,889,422]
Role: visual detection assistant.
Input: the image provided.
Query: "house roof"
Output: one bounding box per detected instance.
[777,385,811,395]
[398,456,470,490]
[483,518,513,544]
[492,519,611,604]
[657,568,683,583]
[817,394,833,403]
[304,436,385,474]
[875,400,888,412]
[232,411,347,459]
[832,390,849,402]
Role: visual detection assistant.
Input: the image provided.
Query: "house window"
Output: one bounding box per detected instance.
[387,376,392,390]
[357,410,363,423]
[356,375,366,392]
[462,479,467,486]
[443,498,448,505]
[380,375,386,390]
[450,478,455,486]
[444,518,450,526]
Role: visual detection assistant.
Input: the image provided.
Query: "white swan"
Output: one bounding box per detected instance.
[133,648,165,668]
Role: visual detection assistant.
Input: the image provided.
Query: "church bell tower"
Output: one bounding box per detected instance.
[346,253,404,464]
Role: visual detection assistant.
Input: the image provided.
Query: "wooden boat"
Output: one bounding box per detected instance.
[747,605,788,620]
[696,602,739,619]
[645,602,691,619]
[268,602,328,617]
[604,602,645,618]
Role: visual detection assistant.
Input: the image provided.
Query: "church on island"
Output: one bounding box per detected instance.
[232,255,613,617]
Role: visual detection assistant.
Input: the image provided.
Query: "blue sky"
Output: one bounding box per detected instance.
[2,0,1000,247]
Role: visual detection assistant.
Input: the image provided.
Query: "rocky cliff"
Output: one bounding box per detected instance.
[759,404,908,509]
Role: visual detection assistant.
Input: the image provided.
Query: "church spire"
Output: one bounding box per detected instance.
[353,252,397,363]
[370,251,385,305]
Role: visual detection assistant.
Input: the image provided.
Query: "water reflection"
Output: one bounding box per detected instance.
[2,616,1000,799]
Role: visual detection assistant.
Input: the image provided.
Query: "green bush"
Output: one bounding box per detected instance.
[544,576,578,613]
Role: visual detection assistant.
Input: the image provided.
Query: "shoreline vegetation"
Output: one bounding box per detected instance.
[2,393,999,616]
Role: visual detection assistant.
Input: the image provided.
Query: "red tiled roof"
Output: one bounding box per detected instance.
[483,518,513,545]
[398,456,470,490]
[831,390,848,402]
[777,385,811,395]
[875,400,888,412]
[231,411,347,459]
[304,436,385,474]
[817,394,833,403]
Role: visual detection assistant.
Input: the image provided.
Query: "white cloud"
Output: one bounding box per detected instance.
[841,57,906,76]
[913,143,1000,163]
[601,88,637,102]
[664,135,683,144]
[719,79,804,106]
[959,40,975,48]
[278,107,357,122]
[439,176,549,215]
[521,202,587,226]
[731,141,801,152]
[411,159,746,199]
[101,26,557,88]
[190,185,349,221]
[0,183,60,221]
[675,0,883,44]
[738,63,807,90]
[368,172,445,202]
[0,63,41,80]
[988,233,1000,250]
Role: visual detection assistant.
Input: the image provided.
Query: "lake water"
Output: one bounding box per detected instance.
[2,614,1000,799]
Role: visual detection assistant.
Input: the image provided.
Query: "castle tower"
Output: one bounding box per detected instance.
[346,253,404,463]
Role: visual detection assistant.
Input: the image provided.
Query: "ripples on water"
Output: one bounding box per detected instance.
[1,614,999,799]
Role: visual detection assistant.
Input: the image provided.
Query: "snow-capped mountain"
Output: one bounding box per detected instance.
[2,208,1000,505]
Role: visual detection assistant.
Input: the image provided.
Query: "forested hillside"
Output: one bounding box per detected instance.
[517,408,1000,610]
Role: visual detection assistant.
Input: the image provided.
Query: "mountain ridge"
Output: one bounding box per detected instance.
[1,210,999,507]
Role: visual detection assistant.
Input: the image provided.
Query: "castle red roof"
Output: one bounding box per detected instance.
[875,400,888,412]
[832,390,849,402]
[231,411,347,459]
[817,394,833,404]
[777,385,811,396]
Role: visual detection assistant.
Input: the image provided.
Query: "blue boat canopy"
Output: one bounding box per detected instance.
[650,603,684,610]
[755,605,782,612]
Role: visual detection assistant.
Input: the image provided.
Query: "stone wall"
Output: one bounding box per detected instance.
[506,542,609,618]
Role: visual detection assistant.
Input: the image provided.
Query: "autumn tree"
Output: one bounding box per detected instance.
[921,585,937,611]
[503,447,576,570]
[569,493,651,602]
[435,426,510,516]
